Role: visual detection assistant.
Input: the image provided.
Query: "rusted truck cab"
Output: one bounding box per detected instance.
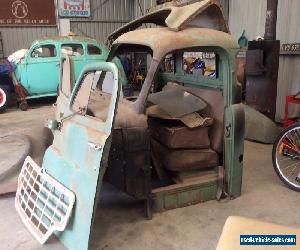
[15,1,244,249]
[103,0,244,216]
[105,26,244,214]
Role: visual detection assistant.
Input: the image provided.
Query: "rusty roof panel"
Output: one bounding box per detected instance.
[114,27,238,59]
[108,0,228,45]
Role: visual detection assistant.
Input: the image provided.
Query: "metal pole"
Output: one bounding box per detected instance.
[264,0,278,40]
[55,0,62,35]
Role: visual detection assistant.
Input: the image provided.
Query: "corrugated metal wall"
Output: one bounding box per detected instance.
[133,0,229,18]
[229,0,300,121]
[70,0,133,43]
[0,27,58,56]
[228,0,266,41]
[133,0,156,17]
[0,0,133,57]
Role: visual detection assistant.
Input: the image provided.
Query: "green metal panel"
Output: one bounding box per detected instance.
[152,181,218,212]
[42,62,120,250]
[25,44,60,95]
[224,104,245,198]
[158,47,235,91]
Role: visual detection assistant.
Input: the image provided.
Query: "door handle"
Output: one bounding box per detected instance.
[88,141,103,151]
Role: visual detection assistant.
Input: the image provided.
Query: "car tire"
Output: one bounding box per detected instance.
[0,85,9,113]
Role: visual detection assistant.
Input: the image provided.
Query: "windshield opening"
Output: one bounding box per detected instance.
[111,44,153,98]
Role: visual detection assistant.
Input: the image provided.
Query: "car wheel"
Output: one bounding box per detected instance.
[0,85,9,113]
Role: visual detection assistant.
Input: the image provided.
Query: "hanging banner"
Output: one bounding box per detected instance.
[58,0,90,17]
[0,0,56,26]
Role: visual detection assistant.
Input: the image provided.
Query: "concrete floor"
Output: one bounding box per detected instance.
[0,101,299,250]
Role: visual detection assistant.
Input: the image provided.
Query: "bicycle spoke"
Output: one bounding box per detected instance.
[274,125,300,189]
[278,155,298,162]
[286,133,300,154]
[285,161,300,174]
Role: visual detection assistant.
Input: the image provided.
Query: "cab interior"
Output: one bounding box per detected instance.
[73,43,227,215]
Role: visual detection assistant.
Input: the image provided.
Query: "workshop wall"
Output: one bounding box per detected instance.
[0,0,133,57]
[70,0,133,44]
[0,27,58,57]
[229,0,300,121]
[133,0,229,18]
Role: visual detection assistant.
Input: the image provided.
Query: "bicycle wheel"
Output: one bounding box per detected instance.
[272,124,300,192]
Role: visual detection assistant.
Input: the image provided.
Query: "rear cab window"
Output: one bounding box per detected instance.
[61,43,84,57]
[158,48,222,90]
[183,52,217,78]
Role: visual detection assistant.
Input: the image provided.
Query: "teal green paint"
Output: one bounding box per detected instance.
[151,182,218,212]
[42,62,120,250]
[158,47,235,91]
[157,45,244,198]
[37,29,244,249]
[25,53,60,94]
[224,104,245,198]
[14,37,127,98]
[25,92,57,99]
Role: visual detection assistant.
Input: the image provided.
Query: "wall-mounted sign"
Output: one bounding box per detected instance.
[0,0,56,26]
[58,0,90,17]
[281,43,300,55]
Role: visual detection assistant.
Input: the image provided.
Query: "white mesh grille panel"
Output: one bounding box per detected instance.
[15,157,75,244]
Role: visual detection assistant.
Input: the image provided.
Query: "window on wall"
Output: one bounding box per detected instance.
[61,44,84,56]
[31,45,57,58]
[87,45,102,55]
[183,51,217,78]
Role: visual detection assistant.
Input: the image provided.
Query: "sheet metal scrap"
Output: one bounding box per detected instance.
[0,134,30,195]
[146,105,213,128]
[148,88,207,118]
[244,104,282,144]
[0,128,53,196]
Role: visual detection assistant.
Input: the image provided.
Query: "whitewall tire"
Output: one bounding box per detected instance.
[0,86,8,112]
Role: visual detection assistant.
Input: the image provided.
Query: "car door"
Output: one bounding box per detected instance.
[42,60,120,250]
[25,44,60,95]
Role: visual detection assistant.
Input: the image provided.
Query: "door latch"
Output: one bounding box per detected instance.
[88,141,103,151]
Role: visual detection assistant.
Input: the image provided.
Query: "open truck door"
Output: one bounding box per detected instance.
[15,60,120,250]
